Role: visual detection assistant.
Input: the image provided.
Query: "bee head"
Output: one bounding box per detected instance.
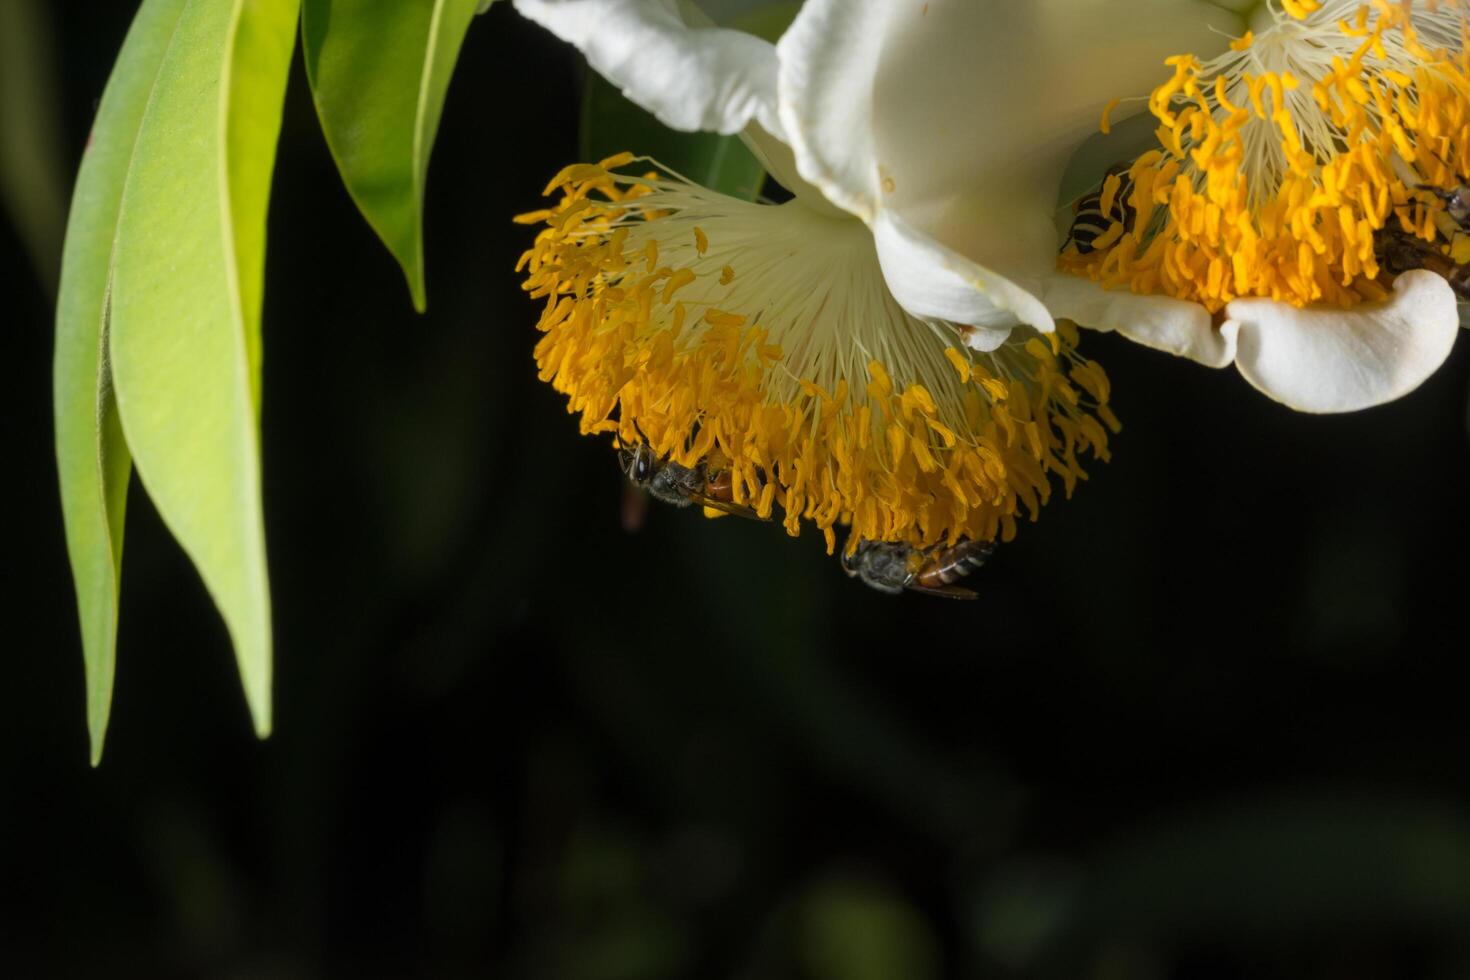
[621,444,654,486]
[839,543,865,578]
[617,420,659,485]
[1450,187,1470,223]
[1420,183,1470,222]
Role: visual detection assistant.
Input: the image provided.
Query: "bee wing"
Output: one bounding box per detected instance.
[689,493,770,521]
[905,583,978,600]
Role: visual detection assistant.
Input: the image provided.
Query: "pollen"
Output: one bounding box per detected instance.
[1062,0,1470,312]
[518,158,1122,551]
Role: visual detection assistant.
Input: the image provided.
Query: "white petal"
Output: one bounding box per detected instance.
[778,0,1241,240]
[1225,270,1460,413]
[776,0,1242,351]
[1044,274,1237,368]
[872,209,1054,347]
[513,0,783,138]
[739,122,848,218]
[774,0,895,221]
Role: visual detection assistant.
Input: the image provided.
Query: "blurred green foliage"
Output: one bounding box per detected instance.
[798,874,941,980]
[0,0,67,290]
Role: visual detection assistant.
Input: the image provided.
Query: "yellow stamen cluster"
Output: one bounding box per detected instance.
[1062,0,1470,312]
[517,155,1121,552]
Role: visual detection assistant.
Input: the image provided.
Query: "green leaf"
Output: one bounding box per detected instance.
[107,0,301,741]
[301,0,481,312]
[578,73,766,202]
[54,0,187,766]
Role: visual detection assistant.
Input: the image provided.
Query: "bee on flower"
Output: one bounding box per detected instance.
[1054,0,1466,411]
[504,0,1468,569]
[516,157,1119,555]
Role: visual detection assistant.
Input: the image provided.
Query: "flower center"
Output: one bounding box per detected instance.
[517,155,1121,551]
[1064,0,1470,312]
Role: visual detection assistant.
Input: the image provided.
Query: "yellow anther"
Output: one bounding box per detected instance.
[513,208,553,225]
[1281,0,1321,20]
[704,309,747,328]
[943,347,971,383]
[1064,0,1464,312]
[867,361,892,395]
[542,162,607,196]
[1023,337,1056,365]
[661,268,696,304]
[597,151,635,170]
[522,158,1116,548]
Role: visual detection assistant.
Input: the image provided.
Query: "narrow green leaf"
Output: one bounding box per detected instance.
[55,0,189,766]
[578,73,767,202]
[301,0,481,312]
[108,0,300,739]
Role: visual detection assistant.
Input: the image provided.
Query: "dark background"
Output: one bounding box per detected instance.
[7,3,1470,977]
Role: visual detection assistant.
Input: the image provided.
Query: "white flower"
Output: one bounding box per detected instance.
[507,0,1224,551]
[516,156,1120,551]
[1055,0,1466,412]
[513,0,1464,413]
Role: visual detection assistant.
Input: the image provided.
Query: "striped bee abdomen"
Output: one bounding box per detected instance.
[913,539,995,589]
[1064,162,1135,254]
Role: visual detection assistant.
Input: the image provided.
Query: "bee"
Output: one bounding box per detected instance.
[617,430,766,520]
[1063,161,1136,254]
[1418,182,1470,231]
[1374,226,1470,300]
[840,535,995,599]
